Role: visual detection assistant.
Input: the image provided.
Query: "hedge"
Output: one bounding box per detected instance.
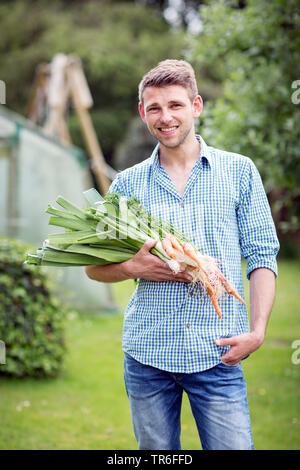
[0,237,66,377]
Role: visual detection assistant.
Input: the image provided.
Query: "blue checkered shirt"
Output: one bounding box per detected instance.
[108,135,279,373]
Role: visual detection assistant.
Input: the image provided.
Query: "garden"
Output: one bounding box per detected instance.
[0,0,299,451]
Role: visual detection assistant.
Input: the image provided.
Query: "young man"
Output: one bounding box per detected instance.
[85,60,279,450]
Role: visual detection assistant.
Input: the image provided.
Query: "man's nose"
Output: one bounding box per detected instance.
[160,108,172,123]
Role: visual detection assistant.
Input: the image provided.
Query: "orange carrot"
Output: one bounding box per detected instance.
[166,233,184,254]
[182,242,203,268]
[162,237,177,259]
[206,283,223,319]
[222,279,246,306]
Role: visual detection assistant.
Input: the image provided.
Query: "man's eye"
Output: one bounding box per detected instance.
[149,107,158,112]
[172,104,181,108]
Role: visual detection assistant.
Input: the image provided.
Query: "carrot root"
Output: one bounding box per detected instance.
[206,283,223,320]
[162,238,231,319]
[222,279,246,306]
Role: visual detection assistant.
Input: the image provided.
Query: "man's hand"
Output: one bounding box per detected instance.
[215,332,264,365]
[123,239,193,283]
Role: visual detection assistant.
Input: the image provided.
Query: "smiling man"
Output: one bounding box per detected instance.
[138,84,203,197]
[85,60,280,450]
[139,84,202,149]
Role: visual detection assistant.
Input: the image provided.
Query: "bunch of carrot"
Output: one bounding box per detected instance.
[161,234,246,319]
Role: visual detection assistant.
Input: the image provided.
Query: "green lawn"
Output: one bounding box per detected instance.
[0,260,299,450]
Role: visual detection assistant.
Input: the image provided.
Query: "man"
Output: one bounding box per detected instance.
[85,60,279,450]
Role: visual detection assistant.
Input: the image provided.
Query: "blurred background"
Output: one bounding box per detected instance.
[0,0,299,450]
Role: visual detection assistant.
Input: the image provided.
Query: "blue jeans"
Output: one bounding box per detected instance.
[124,353,254,450]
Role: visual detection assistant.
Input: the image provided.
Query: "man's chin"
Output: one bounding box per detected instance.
[157,136,183,149]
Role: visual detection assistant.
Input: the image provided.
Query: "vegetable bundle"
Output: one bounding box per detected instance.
[25,188,246,319]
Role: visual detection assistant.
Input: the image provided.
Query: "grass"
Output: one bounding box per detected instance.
[0,260,299,450]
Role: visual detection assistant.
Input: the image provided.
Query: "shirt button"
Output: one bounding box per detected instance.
[186,323,190,328]
[189,291,193,296]
[180,202,184,207]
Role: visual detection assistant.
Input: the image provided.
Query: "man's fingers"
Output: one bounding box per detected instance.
[221,358,240,366]
[175,274,193,282]
[174,277,192,283]
[215,337,237,347]
[141,238,158,252]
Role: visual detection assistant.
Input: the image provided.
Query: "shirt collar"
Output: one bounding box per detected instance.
[149,134,212,175]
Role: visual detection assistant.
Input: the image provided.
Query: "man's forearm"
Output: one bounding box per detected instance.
[249,267,276,341]
[85,261,131,283]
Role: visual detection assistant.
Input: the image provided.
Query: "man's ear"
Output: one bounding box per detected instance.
[193,95,203,118]
[139,102,146,123]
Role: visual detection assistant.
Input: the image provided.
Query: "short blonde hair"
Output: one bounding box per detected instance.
[138,59,198,103]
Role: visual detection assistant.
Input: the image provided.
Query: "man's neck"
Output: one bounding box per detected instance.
[158,134,200,170]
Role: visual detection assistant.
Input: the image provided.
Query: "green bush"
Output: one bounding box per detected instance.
[0,237,66,378]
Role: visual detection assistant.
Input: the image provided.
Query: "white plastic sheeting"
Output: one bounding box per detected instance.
[0,106,117,312]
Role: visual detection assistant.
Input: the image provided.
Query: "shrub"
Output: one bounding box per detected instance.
[0,237,66,378]
[188,0,300,248]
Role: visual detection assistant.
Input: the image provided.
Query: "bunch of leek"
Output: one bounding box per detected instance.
[25,188,190,272]
[25,188,247,319]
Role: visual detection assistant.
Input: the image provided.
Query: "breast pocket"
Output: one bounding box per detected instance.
[209,187,236,230]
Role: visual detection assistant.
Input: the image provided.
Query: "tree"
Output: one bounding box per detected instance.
[0,0,186,163]
[188,0,300,256]
[141,0,205,32]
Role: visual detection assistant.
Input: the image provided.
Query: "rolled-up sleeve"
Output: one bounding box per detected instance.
[107,172,127,196]
[237,158,280,280]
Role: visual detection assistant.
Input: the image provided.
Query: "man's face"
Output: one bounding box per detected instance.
[139,85,203,149]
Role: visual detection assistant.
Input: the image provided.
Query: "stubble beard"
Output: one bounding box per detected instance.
[152,123,193,150]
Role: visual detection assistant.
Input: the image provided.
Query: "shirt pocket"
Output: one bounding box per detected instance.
[212,195,232,229]
[203,176,237,231]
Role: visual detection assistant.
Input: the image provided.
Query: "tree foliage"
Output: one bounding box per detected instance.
[0,0,186,162]
[188,0,300,251]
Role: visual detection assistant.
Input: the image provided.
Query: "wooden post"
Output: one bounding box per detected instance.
[27,55,112,194]
[7,126,20,238]
[27,63,49,123]
[66,59,111,195]
[43,54,72,145]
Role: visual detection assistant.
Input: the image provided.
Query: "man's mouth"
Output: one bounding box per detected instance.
[157,126,179,135]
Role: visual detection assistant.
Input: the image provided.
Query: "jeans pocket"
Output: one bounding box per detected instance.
[220,360,241,368]
[218,334,240,365]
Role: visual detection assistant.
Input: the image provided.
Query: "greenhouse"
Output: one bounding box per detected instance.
[0,105,117,312]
